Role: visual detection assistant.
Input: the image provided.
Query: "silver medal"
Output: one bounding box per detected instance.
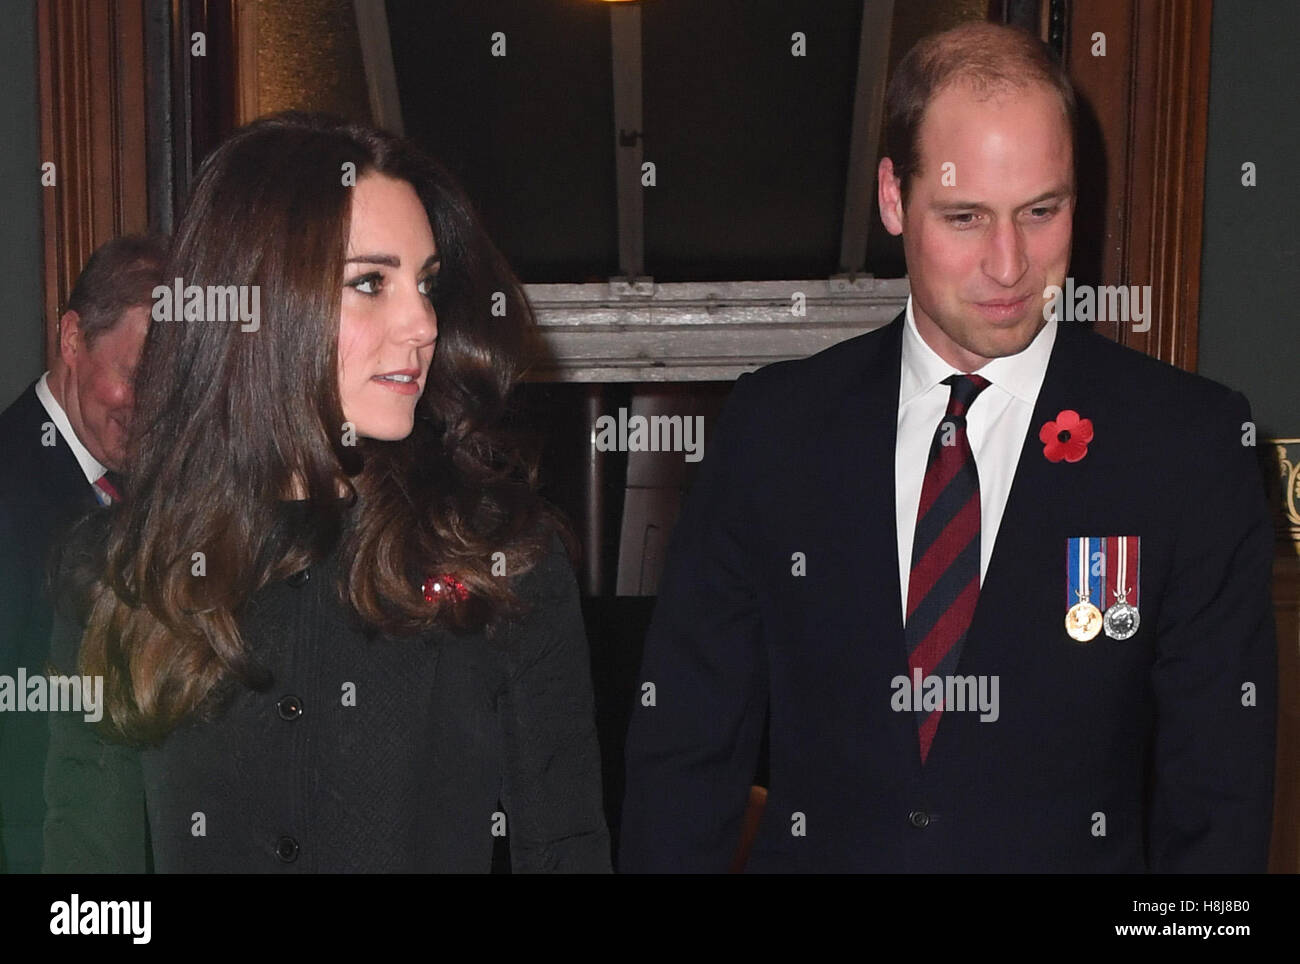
[1103,601,1139,640]
[1103,535,1140,641]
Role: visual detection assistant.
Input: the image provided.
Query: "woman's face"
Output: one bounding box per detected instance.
[338,173,440,441]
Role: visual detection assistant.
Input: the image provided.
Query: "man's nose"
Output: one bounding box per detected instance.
[983,221,1029,286]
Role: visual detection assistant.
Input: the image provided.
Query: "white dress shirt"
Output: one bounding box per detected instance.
[896,296,1056,620]
[35,370,109,490]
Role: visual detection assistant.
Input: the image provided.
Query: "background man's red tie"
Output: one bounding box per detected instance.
[93,471,123,506]
[904,373,990,763]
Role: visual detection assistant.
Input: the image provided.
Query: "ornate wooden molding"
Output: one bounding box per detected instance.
[37,0,150,365]
[526,278,909,382]
[1263,442,1298,874]
[1273,439,1300,554]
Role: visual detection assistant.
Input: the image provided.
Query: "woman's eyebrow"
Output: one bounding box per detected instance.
[343,253,442,269]
[345,253,400,267]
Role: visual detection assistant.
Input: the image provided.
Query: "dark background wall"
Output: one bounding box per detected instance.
[3,1,1293,427]
[0,3,42,411]
[1197,0,1299,439]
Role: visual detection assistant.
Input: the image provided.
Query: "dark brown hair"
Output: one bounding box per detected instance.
[61,112,561,744]
[884,21,1077,208]
[65,234,168,347]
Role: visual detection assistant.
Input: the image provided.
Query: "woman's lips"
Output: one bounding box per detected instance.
[372,375,420,395]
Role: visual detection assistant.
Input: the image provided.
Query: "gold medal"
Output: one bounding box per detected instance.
[1065,535,1102,642]
[1066,600,1103,642]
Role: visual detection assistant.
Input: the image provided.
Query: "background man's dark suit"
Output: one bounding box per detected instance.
[0,382,101,872]
[620,313,1276,872]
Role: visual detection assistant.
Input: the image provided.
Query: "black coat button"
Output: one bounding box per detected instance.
[276,695,303,720]
[275,835,299,862]
[286,567,310,587]
[908,809,930,829]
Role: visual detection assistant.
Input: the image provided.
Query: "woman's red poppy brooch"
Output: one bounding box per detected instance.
[1039,410,1093,463]
[422,574,469,603]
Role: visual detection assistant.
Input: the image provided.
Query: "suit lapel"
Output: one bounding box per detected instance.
[848,315,906,655]
[804,316,920,764]
[13,385,98,512]
[958,322,1087,673]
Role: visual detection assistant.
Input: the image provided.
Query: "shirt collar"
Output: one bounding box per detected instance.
[899,295,1056,406]
[35,371,108,487]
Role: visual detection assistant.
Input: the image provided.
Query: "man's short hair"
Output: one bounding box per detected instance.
[884,21,1078,208]
[65,234,168,348]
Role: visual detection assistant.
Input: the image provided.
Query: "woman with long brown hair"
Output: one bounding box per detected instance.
[42,112,610,872]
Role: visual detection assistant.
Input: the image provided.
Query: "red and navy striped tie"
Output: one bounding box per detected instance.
[905,373,990,763]
[93,472,124,506]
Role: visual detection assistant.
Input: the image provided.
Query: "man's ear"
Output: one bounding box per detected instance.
[878,157,905,237]
[58,310,82,366]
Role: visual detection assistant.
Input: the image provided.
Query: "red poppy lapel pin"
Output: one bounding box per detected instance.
[1039,410,1093,463]
[422,573,469,603]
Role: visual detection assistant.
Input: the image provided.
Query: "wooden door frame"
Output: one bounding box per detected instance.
[1062,0,1212,369]
[36,0,151,366]
[37,0,241,365]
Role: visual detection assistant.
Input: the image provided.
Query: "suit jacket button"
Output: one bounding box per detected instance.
[275,835,300,862]
[276,695,303,720]
[286,568,310,587]
[908,809,930,829]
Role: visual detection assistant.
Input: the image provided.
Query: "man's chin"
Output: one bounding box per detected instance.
[963,315,1045,360]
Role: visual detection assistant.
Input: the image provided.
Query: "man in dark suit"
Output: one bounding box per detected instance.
[620,22,1276,872]
[0,235,164,872]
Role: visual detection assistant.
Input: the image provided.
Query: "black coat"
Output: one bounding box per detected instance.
[620,314,1277,872]
[42,505,612,873]
[0,381,101,873]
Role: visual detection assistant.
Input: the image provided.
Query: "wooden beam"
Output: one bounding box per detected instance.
[235,0,260,124]
[609,3,645,279]
[837,0,893,278]
[354,0,404,134]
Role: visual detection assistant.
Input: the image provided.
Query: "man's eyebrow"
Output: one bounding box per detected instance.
[930,188,1074,212]
[344,254,442,269]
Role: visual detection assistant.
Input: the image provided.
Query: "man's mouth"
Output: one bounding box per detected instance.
[973,294,1031,321]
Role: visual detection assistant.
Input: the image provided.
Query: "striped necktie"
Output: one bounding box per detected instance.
[93,471,124,506]
[904,373,990,763]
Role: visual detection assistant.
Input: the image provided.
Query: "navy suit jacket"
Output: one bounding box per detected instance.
[0,381,100,873]
[620,314,1277,873]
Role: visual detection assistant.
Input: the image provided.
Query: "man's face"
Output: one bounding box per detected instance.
[878,81,1075,371]
[60,304,150,471]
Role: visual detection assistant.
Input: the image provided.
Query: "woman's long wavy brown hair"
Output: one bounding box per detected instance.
[58,112,561,745]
